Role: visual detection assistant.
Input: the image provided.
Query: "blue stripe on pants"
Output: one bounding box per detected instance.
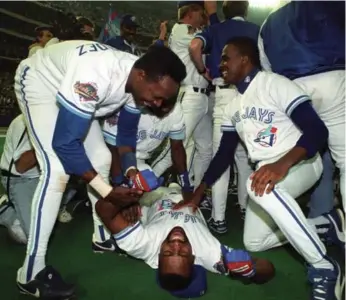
[272,189,326,258]
[19,66,51,281]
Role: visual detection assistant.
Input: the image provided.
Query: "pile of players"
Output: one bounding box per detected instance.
[0,1,344,299]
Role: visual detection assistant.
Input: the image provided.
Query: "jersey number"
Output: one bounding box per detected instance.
[76,43,109,56]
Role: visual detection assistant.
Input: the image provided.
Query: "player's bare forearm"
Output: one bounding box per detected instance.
[171,139,187,174]
[117,145,138,177]
[106,143,123,182]
[189,39,205,72]
[248,257,275,284]
[276,146,307,169]
[81,169,98,183]
[15,150,38,174]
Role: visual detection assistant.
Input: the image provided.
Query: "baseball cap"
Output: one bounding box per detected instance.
[121,14,140,29]
[177,1,204,9]
[35,25,54,33]
[157,265,207,298]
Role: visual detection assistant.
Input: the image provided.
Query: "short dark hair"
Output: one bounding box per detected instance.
[223,1,249,19]
[158,271,192,291]
[134,46,186,83]
[227,36,261,68]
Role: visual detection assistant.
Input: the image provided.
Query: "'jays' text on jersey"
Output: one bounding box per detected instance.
[114,189,228,274]
[259,1,345,79]
[19,40,139,119]
[103,102,186,160]
[169,23,208,88]
[221,71,310,162]
[195,17,259,82]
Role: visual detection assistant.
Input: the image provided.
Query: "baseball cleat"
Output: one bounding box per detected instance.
[308,259,344,300]
[322,208,345,251]
[208,218,228,234]
[199,196,212,211]
[57,206,73,223]
[92,237,127,256]
[17,266,75,299]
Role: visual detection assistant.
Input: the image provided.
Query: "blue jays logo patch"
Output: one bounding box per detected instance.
[74,81,99,102]
[254,125,277,147]
[158,199,172,211]
[106,115,118,127]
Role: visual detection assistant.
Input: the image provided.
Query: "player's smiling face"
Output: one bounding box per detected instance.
[158,226,195,277]
[219,44,246,84]
[132,73,179,118]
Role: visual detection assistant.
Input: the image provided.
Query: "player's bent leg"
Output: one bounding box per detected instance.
[84,120,114,252]
[247,155,343,300]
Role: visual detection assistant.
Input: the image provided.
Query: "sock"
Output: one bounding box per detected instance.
[312,257,334,270]
[307,215,330,235]
[18,254,45,283]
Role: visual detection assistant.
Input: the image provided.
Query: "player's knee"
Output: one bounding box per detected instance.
[243,236,265,252]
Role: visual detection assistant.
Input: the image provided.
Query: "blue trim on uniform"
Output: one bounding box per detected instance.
[124,104,141,114]
[114,221,141,241]
[272,189,326,258]
[285,95,310,116]
[103,130,117,146]
[236,68,260,94]
[221,125,236,132]
[169,126,186,140]
[195,35,207,51]
[56,92,93,119]
[19,66,51,281]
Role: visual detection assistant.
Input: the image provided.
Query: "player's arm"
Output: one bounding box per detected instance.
[204,0,220,25]
[258,22,272,72]
[15,150,37,174]
[190,27,212,73]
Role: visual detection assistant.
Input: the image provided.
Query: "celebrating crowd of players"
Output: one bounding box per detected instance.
[0,1,344,299]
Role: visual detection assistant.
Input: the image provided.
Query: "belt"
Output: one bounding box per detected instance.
[192,87,207,94]
[1,169,21,178]
[218,84,231,89]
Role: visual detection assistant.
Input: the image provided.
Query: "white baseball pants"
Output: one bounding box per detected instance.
[243,155,328,266]
[294,70,345,210]
[152,86,213,187]
[211,87,253,221]
[14,65,111,282]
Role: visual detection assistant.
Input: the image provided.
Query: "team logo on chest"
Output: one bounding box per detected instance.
[106,115,119,127]
[74,81,99,102]
[254,125,278,147]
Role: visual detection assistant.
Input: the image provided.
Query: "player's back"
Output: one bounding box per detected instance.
[205,19,259,79]
[261,1,345,79]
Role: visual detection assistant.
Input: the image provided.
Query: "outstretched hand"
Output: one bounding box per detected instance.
[104,186,143,207]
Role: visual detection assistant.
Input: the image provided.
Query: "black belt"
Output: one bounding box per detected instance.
[1,169,20,178]
[218,85,231,89]
[193,87,207,94]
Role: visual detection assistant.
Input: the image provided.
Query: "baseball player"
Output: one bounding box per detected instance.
[151,1,213,189]
[14,41,186,299]
[186,37,345,300]
[258,1,345,211]
[95,184,275,298]
[189,0,259,233]
[103,102,194,194]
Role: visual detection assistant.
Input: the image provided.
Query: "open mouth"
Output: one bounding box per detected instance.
[168,227,185,242]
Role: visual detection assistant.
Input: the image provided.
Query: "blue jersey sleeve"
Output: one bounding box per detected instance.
[52,105,93,176]
[195,27,213,54]
[209,13,220,25]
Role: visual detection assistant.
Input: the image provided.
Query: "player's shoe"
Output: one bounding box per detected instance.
[17,266,75,299]
[92,237,127,256]
[228,183,238,196]
[208,217,227,234]
[200,195,212,211]
[57,205,73,223]
[308,259,344,300]
[321,208,345,251]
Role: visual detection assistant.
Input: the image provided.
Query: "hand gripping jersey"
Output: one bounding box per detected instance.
[19,40,139,119]
[114,188,228,274]
[221,71,310,163]
[103,103,185,159]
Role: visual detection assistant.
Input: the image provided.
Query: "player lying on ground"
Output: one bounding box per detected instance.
[102,101,194,197]
[96,184,275,298]
[183,37,345,300]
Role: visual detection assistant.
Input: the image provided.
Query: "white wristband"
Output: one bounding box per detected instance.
[89,174,113,198]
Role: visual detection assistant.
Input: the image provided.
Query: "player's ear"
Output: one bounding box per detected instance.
[137,69,146,81]
[241,55,249,64]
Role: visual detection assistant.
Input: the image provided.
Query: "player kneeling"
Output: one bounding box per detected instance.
[96,185,274,298]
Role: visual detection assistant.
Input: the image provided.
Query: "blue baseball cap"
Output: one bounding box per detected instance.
[177,1,204,9]
[121,14,140,29]
[157,265,207,298]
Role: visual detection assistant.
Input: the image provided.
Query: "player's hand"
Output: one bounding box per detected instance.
[173,184,205,212]
[129,169,161,192]
[202,69,212,82]
[250,161,290,196]
[159,20,168,36]
[204,0,217,15]
[104,186,143,207]
[121,203,142,225]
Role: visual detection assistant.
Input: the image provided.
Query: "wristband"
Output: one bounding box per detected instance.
[198,67,206,75]
[112,174,125,185]
[89,174,112,198]
[178,171,191,188]
[120,152,137,176]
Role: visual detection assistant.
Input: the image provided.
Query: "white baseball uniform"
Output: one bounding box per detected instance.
[152,23,212,187]
[103,102,186,172]
[221,70,328,267]
[114,187,229,274]
[14,40,139,282]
